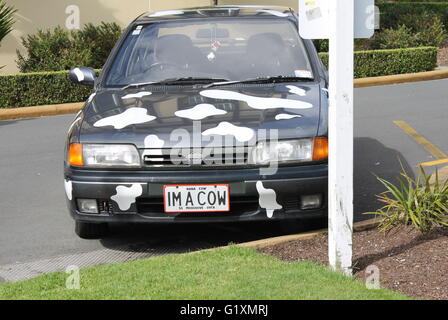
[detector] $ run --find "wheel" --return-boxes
[75,221,109,239]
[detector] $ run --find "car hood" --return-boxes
[80,83,323,148]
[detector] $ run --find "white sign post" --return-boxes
[327,0,355,276]
[299,0,374,276]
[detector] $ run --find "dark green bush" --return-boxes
[369,25,420,50]
[393,0,448,2]
[313,39,329,53]
[17,22,122,73]
[398,11,447,47]
[319,47,438,78]
[17,27,91,73]
[77,22,122,69]
[377,2,448,31]
[0,71,92,108]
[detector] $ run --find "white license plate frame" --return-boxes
[163,184,230,213]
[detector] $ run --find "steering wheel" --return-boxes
[146,61,184,72]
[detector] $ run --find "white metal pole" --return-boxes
[328,0,354,276]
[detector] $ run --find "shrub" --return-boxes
[369,25,419,50]
[17,27,92,73]
[393,0,448,2]
[16,22,122,73]
[77,22,122,69]
[319,47,438,78]
[0,70,93,108]
[377,2,448,31]
[365,11,446,50]
[399,11,447,47]
[313,39,328,53]
[367,167,448,234]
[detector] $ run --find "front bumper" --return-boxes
[65,164,328,223]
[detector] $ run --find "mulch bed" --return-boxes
[259,226,448,300]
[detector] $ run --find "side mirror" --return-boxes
[69,67,96,88]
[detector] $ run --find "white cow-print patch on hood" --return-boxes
[94,107,156,130]
[275,113,303,121]
[64,179,73,201]
[175,104,227,120]
[122,92,152,100]
[256,181,282,218]
[200,90,312,110]
[286,85,306,96]
[144,134,165,149]
[143,134,165,156]
[111,184,143,211]
[202,122,255,143]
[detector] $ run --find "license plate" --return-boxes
[163,184,230,213]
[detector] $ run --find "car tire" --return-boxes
[75,221,109,239]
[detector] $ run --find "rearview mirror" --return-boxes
[69,67,96,88]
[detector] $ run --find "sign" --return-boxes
[298,0,375,39]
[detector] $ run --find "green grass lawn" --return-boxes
[0,246,408,300]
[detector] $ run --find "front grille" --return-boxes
[98,199,113,214]
[142,147,250,168]
[136,196,259,216]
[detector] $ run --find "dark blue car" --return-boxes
[65,6,329,239]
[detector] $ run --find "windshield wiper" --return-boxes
[202,76,314,89]
[122,77,230,90]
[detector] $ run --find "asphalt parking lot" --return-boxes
[0,79,447,281]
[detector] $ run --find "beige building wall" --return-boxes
[0,0,211,74]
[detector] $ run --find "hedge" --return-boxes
[0,70,93,108]
[0,47,438,109]
[377,2,448,30]
[319,47,438,79]
[392,0,448,2]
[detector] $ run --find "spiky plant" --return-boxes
[0,0,16,44]
[367,165,448,234]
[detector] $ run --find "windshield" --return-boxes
[105,17,313,87]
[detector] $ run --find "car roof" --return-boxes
[135,5,295,23]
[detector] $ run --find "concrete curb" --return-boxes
[0,102,84,121]
[429,166,448,185]
[237,217,382,250]
[354,69,448,88]
[1,70,448,121]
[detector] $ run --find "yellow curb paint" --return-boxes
[420,158,448,168]
[354,69,448,88]
[429,166,448,186]
[0,103,83,121]
[231,218,382,250]
[394,120,447,160]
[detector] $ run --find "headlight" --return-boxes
[251,138,328,164]
[68,144,140,168]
